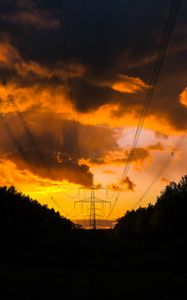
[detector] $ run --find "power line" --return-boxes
[132,132,186,210]
[9,1,84,214]
[110,0,182,215]
[49,196,74,217]
[74,186,111,229]
[6,95,75,217]
[0,2,83,219]
[8,95,55,178]
[0,113,39,176]
[58,0,80,159]
[129,0,182,151]
[0,99,72,218]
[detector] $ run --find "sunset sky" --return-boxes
[0,0,187,222]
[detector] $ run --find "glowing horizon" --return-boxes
[0,0,186,223]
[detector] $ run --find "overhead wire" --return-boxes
[0,113,40,176]
[58,0,80,159]
[58,0,92,218]
[0,3,82,219]
[6,94,74,217]
[8,95,55,178]
[110,0,182,215]
[0,7,71,216]
[132,132,186,210]
[3,1,83,216]
[0,94,72,217]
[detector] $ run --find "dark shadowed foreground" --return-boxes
[1,178,187,299]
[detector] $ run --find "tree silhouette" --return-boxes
[115,175,187,240]
[0,186,75,248]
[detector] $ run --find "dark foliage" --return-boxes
[115,175,187,240]
[0,186,75,248]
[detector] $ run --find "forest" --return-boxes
[1,176,187,299]
[115,175,187,240]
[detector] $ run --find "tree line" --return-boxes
[0,186,76,247]
[115,175,187,240]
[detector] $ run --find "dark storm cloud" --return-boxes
[0,113,95,186]
[0,0,187,129]
[0,111,121,156]
[71,78,126,112]
[26,113,121,160]
[148,142,164,151]
[108,176,136,192]
[0,112,121,185]
[0,0,172,74]
[6,150,94,186]
[0,0,62,65]
[114,148,150,165]
[155,131,168,139]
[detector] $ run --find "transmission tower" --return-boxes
[74,186,111,230]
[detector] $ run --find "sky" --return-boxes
[0,0,187,222]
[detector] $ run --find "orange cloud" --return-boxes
[0,158,42,188]
[83,147,151,172]
[155,131,168,139]
[106,148,151,168]
[0,158,82,216]
[0,42,85,80]
[0,42,85,115]
[5,150,93,187]
[112,75,149,94]
[179,87,187,107]
[108,176,136,192]
[103,170,115,174]
[0,43,20,65]
[148,142,164,151]
[0,43,85,113]
[121,176,136,191]
[0,42,184,138]
[0,157,92,192]
[108,183,121,191]
[0,9,60,29]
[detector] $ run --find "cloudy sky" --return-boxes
[0,0,187,220]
